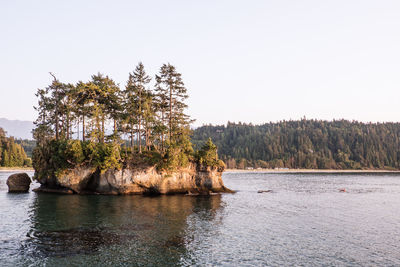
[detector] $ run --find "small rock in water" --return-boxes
[7,173,31,193]
[257,190,273,193]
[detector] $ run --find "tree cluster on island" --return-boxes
[192,120,400,170]
[32,63,223,178]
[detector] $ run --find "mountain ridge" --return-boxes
[0,118,34,139]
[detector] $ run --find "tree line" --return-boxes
[192,120,400,170]
[34,62,192,154]
[0,128,31,167]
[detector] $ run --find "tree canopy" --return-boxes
[33,63,192,154]
[32,63,218,177]
[0,128,31,167]
[192,120,400,170]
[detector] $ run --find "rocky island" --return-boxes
[34,162,229,195]
[33,138,231,195]
[32,63,231,195]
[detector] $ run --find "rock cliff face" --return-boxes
[35,164,232,195]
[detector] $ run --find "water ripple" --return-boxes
[1,171,400,266]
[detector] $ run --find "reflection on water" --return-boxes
[2,171,400,266]
[20,193,222,266]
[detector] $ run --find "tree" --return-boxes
[0,130,29,167]
[154,63,192,146]
[33,87,54,145]
[124,62,151,153]
[141,91,156,151]
[74,81,92,142]
[31,63,200,172]
[91,73,121,142]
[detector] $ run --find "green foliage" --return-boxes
[65,139,85,164]
[31,64,200,176]
[159,137,194,171]
[0,129,31,167]
[98,142,122,172]
[33,139,124,180]
[32,136,199,179]
[195,138,225,170]
[192,120,400,170]
[155,63,193,148]
[15,139,36,158]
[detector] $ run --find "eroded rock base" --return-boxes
[35,164,233,195]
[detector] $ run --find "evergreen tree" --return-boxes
[74,81,92,142]
[0,128,30,167]
[91,73,121,142]
[155,63,192,145]
[30,63,201,172]
[124,62,151,153]
[192,120,400,170]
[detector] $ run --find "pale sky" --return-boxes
[1,0,399,126]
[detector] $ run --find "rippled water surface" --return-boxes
[1,171,400,266]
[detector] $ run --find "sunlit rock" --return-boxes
[7,172,31,193]
[34,163,233,195]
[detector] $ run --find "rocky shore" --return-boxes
[33,163,233,195]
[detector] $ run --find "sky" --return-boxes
[1,0,399,126]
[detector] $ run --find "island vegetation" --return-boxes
[192,120,400,170]
[32,63,224,182]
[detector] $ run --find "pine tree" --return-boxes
[91,73,121,142]
[124,74,139,150]
[2,149,9,167]
[142,91,156,151]
[74,81,92,142]
[124,63,151,153]
[48,73,66,140]
[154,63,192,146]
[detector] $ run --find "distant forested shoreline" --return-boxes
[0,128,31,167]
[7,119,400,170]
[192,120,400,170]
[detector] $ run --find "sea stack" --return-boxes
[34,163,232,195]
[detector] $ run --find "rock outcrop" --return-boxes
[7,173,32,192]
[34,163,233,195]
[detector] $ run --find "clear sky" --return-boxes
[1,0,399,126]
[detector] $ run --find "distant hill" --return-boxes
[0,118,34,140]
[192,120,400,170]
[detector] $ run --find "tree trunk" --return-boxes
[82,116,84,141]
[55,116,59,140]
[161,110,165,152]
[169,84,172,142]
[138,87,142,153]
[144,125,148,151]
[148,128,150,151]
[61,118,65,139]
[55,87,59,141]
[101,114,105,143]
[138,118,142,153]
[113,119,117,139]
[130,122,134,154]
[66,114,70,140]
[77,117,80,140]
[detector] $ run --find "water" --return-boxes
[1,171,400,266]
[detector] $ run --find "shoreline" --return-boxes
[2,168,400,174]
[225,169,400,173]
[0,167,34,172]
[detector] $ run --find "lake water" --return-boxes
[1,171,400,266]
